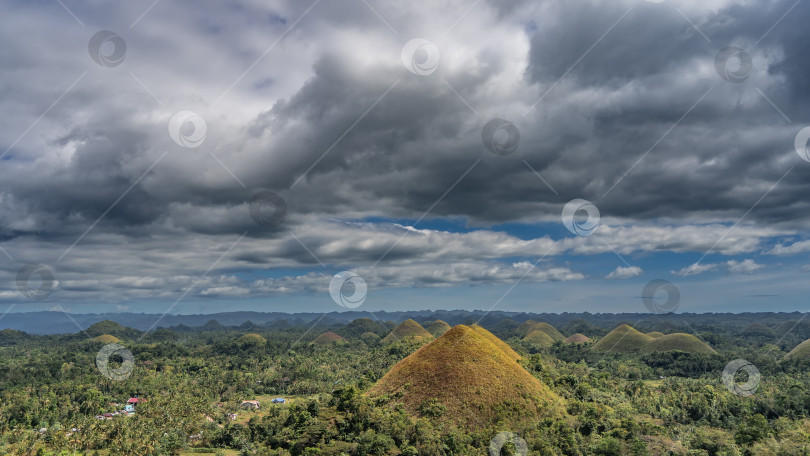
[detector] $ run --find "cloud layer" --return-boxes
[1,0,808,311]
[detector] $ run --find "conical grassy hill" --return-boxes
[337,318,388,339]
[236,333,266,345]
[85,320,140,339]
[381,319,433,344]
[517,321,564,341]
[311,332,347,346]
[592,324,654,353]
[523,329,555,347]
[90,334,121,344]
[741,323,776,338]
[368,325,565,428]
[426,320,451,337]
[784,339,810,362]
[642,333,716,355]
[562,318,597,335]
[564,333,591,344]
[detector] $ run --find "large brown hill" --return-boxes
[368,325,565,428]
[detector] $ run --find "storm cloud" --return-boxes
[1,0,808,312]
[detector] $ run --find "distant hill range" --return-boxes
[3,310,810,339]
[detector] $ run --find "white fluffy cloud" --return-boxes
[672,258,764,277]
[606,266,643,279]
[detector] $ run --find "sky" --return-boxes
[1,0,810,316]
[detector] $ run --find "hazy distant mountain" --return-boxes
[2,310,809,335]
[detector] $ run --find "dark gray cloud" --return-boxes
[0,0,808,307]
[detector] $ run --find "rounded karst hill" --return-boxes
[642,333,716,355]
[564,333,591,344]
[646,331,665,338]
[337,318,389,339]
[517,321,564,341]
[741,323,777,338]
[85,320,139,339]
[311,332,348,346]
[360,331,380,345]
[236,333,267,345]
[91,334,121,344]
[563,318,597,335]
[522,329,555,348]
[425,320,451,337]
[592,324,654,353]
[368,325,565,428]
[650,320,679,333]
[201,319,226,331]
[381,319,433,344]
[516,320,539,336]
[783,339,810,362]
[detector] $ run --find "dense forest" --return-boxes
[3,313,810,455]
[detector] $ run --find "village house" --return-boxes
[241,400,260,410]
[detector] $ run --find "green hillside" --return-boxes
[562,318,598,335]
[522,329,555,347]
[425,320,452,337]
[784,339,810,362]
[85,320,140,339]
[517,321,564,341]
[642,333,716,355]
[337,318,389,339]
[592,324,654,353]
[90,334,121,344]
[236,333,267,345]
[381,319,433,344]
[311,332,348,346]
[564,333,591,344]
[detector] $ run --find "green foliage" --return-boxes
[3,316,810,455]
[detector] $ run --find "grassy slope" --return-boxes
[311,332,347,345]
[642,333,716,355]
[426,320,452,337]
[592,324,654,353]
[369,325,565,428]
[381,319,433,344]
[90,334,122,344]
[522,329,555,347]
[337,318,388,339]
[784,339,810,361]
[564,333,591,344]
[517,321,564,341]
[236,333,267,344]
